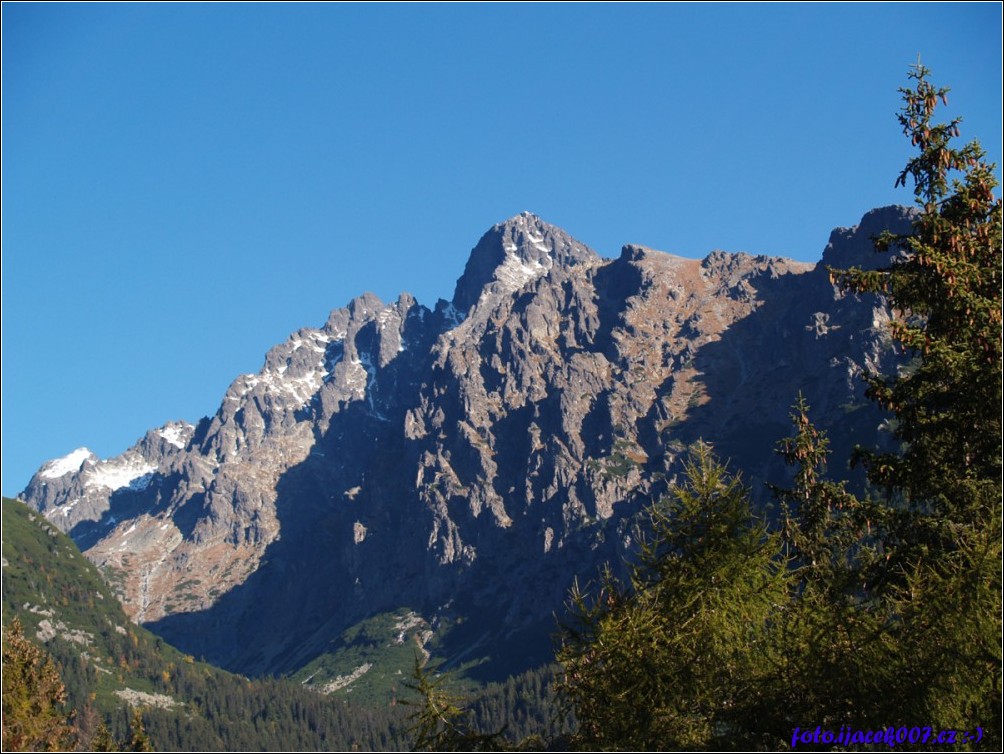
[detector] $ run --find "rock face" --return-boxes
[21,206,914,677]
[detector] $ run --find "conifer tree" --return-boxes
[830,60,1001,556]
[126,709,154,753]
[90,721,117,752]
[828,62,1002,735]
[771,394,878,591]
[1,618,77,752]
[556,442,788,750]
[403,655,507,751]
[767,398,899,733]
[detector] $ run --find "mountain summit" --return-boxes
[451,212,599,313]
[20,207,913,685]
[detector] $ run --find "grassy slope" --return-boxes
[2,497,193,705]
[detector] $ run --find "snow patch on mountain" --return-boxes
[345,356,368,395]
[39,448,95,479]
[85,454,157,492]
[157,424,192,450]
[495,251,551,291]
[228,329,340,408]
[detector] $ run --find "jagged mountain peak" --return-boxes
[499,209,542,226]
[494,210,560,237]
[452,212,600,313]
[345,291,385,318]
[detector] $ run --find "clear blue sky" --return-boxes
[2,3,1001,495]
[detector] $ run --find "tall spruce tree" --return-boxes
[831,61,1001,554]
[824,62,1002,737]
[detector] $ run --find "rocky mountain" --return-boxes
[20,207,913,685]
